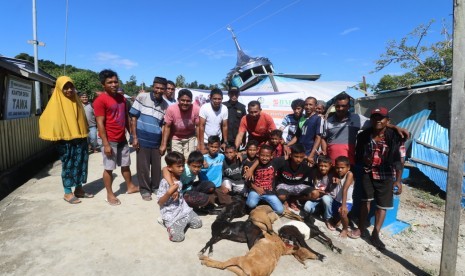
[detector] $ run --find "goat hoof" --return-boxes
[208,252,213,257]
[318,254,326,262]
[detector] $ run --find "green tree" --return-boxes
[373,20,452,91]
[175,75,186,87]
[121,75,139,95]
[375,73,420,92]
[69,70,101,99]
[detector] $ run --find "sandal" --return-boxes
[75,192,94,198]
[142,194,152,201]
[348,230,361,239]
[64,196,81,204]
[105,198,121,206]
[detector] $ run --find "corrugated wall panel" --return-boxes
[0,117,52,172]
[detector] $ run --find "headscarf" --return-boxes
[39,76,88,141]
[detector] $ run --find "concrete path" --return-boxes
[0,150,339,276]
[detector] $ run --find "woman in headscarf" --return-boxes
[39,76,94,204]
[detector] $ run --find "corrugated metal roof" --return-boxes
[408,119,465,207]
[397,109,431,150]
[378,78,451,94]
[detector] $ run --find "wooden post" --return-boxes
[440,0,465,275]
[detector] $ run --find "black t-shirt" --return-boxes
[223,158,243,182]
[223,100,246,145]
[272,157,313,186]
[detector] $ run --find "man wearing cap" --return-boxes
[350,107,405,248]
[129,76,169,201]
[79,92,99,153]
[223,87,246,147]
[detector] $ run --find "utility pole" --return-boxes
[440,0,464,275]
[27,0,45,115]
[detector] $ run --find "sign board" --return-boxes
[4,77,33,119]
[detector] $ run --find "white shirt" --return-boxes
[199,103,228,143]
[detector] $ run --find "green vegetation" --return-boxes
[372,20,452,92]
[413,188,446,208]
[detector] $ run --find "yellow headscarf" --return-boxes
[39,76,88,141]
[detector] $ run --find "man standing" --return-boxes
[351,107,404,249]
[79,92,98,153]
[223,87,246,147]
[160,89,199,160]
[234,100,276,149]
[164,80,177,105]
[130,76,168,201]
[94,69,139,206]
[321,93,370,164]
[288,97,321,165]
[198,88,228,153]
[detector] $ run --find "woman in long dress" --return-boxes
[39,76,94,204]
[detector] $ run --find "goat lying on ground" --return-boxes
[303,214,342,254]
[200,231,296,276]
[198,217,263,257]
[278,225,326,264]
[249,205,279,234]
[219,195,247,221]
[281,210,342,254]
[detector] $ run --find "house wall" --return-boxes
[355,86,450,128]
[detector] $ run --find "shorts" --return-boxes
[361,173,394,209]
[183,191,210,208]
[101,141,131,170]
[331,200,353,216]
[276,183,314,197]
[222,179,247,195]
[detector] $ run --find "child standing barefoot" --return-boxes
[329,156,354,238]
[157,152,202,242]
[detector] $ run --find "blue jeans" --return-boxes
[88,126,98,150]
[304,194,333,220]
[246,191,284,215]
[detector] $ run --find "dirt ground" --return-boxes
[0,152,464,276]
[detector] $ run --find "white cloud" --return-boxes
[94,52,138,69]
[199,49,234,60]
[340,27,360,35]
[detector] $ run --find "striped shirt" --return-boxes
[129,92,168,148]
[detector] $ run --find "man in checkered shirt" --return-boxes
[351,107,405,249]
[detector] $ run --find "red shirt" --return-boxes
[239,112,276,145]
[93,92,127,142]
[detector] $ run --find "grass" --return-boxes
[413,188,445,208]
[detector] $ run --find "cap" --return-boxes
[371,107,389,117]
[228,86,240,94]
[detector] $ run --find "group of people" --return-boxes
[39,69,407,248]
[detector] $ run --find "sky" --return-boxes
[0,0,453,92]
